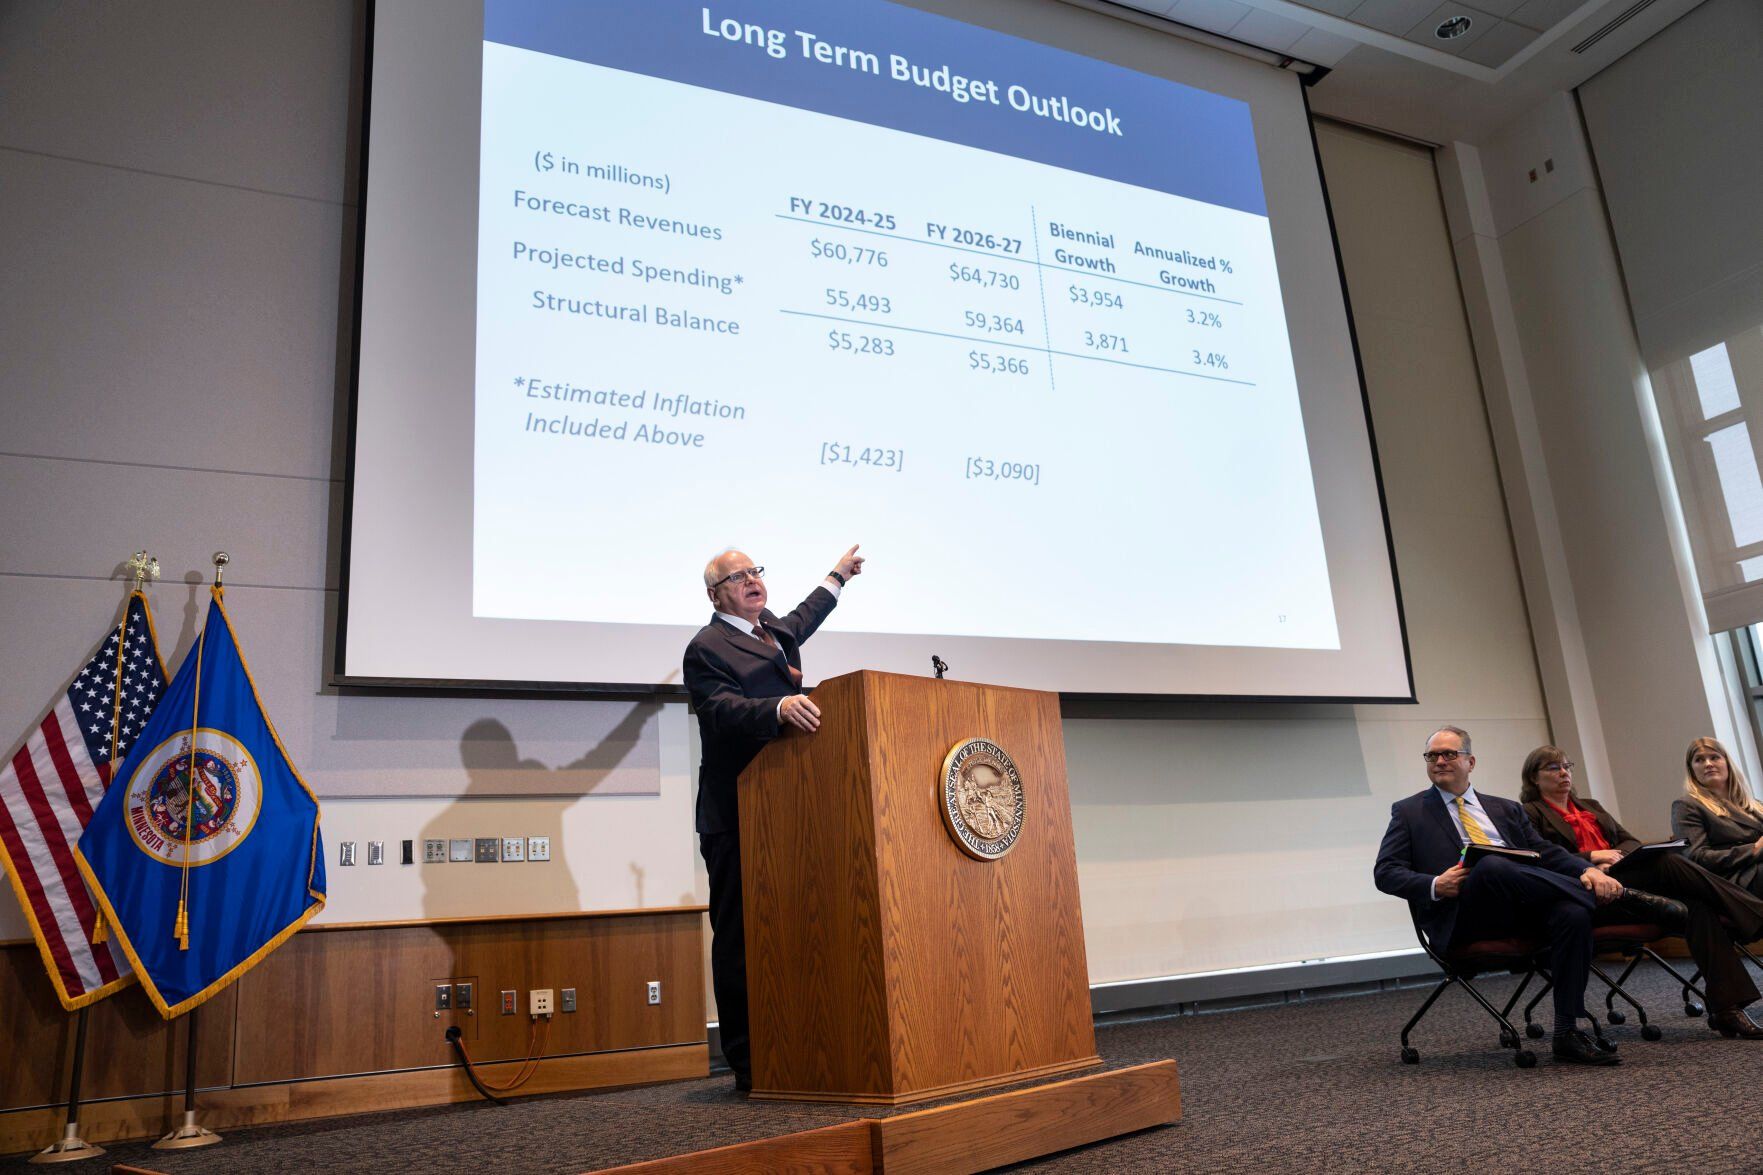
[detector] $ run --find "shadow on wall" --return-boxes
[416,702,662,922]
[1063,710,1375,806]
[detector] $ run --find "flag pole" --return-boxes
[172,553,222,953]
[34,552,161,1164]
[152,554,227,1152]
[152,1005,221,1150]
[94,552,156,948]
[28,1008,103,1164]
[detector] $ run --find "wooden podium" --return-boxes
[739,670,1100,1105]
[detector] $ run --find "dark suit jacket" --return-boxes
[1671,796,1763,892]
[1374,787,1587,949]
[1522,796,1644,858]
[684,586,838,836]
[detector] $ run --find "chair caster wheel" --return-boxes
[1642,1024,1662,1041]
[1400,1047,1419,1064]
[1499,1029,1518,1049]
[1515,1049,1537,1068]
[1606,1010,1626,1025]
[1686,1002,1706,1017]
[1525,1023,1545,1039]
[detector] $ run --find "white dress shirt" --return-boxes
[1430,783,1506,900]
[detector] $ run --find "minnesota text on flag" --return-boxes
[75,588,326,1018]
[0,593,166,1010]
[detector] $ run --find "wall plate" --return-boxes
[501,836,525,862]
[448,838,472,863]
[425,839,448,863]
[474,837,500,863]
[368,841,385,865]
[338,841,356,866]
[527,836,551,862]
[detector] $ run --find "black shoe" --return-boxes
[733,1072,753,1093]
[1618,889,1689,933]
[1710,1009,1763,1039]
[1553,1029,1621,1065]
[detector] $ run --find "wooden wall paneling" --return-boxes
[228,912,706,1087]
[1,945,236,1109]
[230,924,459,1084]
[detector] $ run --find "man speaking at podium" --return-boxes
[685,544,864,1091]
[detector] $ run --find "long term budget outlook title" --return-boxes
[701,7,1127,136]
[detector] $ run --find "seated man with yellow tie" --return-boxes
[1374,725,1625,1065]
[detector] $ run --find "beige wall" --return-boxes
[1068,122,1548,982]
[0,8,1546,993]
[1438,93,1759,840]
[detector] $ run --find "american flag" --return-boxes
[0,593,167,1009]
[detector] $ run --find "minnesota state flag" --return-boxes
[75,588,325,1017]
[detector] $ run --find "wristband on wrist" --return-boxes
[828,570,846,586]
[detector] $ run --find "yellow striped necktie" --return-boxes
[1456,796,1493,846]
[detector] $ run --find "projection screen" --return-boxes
[339,0,1412,699]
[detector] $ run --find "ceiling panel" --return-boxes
[1347,0,1441,35]
[1459,18,1540,64]
[1289,24,1364,64]
[1507,0,1589,30]
[1233,7,1316,48]
[1163,0,1254,36]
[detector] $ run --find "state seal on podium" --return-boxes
[939,738,1025,860]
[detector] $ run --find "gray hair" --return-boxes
[1426,725,1472,754]
[702,548,743,588]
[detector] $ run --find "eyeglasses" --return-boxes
[1422,750,1467,763]
[1541,760,1575,772]
[711,566,765,589]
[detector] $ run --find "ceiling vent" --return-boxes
[1571,0,1665,53]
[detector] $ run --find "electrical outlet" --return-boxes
[530,988,554,1016]
[455,982,474,1012]
[434,983,452,1011]
[368,841,385,865]
[501,989,517,1015]
[401,839,415,865]
[425,839,448,863]
[560,987,577,1013]
[647,981,661,1006]
[500,836,525,863]
[339,842,356,866]
[448,838,472,863]
[527,836,551,862]
[475,837,500,863]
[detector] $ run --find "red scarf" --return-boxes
[1546,798,1609,854]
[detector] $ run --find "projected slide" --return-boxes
[472,0,1335,651]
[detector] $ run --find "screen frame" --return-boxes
[330,0,1416,707]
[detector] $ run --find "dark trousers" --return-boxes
[1612,851,1763,1011]
[1450,855,1595,1029]
[700,831,749,1080]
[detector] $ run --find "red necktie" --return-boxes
[754,624,803,687]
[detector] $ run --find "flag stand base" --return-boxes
[152,1111,222,1150]
[29,1123,104,1164]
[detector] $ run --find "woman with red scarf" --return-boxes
[1521,744,1763,1039]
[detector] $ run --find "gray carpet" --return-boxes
[10,963,1763,1173]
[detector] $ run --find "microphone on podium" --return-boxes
[931,655,949,680]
